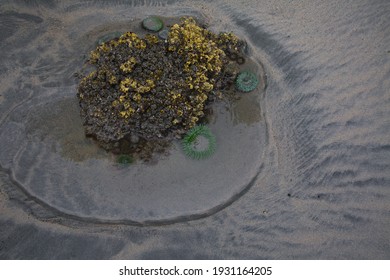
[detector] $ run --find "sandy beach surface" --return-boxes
[0,0,389,259]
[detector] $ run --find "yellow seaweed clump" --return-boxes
[166,17,229,127]
[120,57,137,73]
[168,18,224,73]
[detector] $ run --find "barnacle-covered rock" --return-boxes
[77,17,247,160]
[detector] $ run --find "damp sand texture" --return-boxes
[0,0,389,259]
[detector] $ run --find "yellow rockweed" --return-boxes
[120,57,137,73]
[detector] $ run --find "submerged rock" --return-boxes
[158,28,169,40]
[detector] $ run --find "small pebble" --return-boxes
[158,28,169,40]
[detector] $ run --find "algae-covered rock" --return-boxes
[77,17,247,159]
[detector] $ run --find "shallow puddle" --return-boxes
[0,14,267,224]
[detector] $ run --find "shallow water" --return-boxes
[0,0,389,259]
[0,11,267,224]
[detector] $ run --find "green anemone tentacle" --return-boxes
[117,154,134,165]
[182,125,216,160]
[235,71,259,92]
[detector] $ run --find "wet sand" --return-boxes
[0,0,389,259]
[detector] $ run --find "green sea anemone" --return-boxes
[96,31,123,46]
[142,16,163,32]
[182,125,216,160]
[117,154,134,165]
[235,71,259,92]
